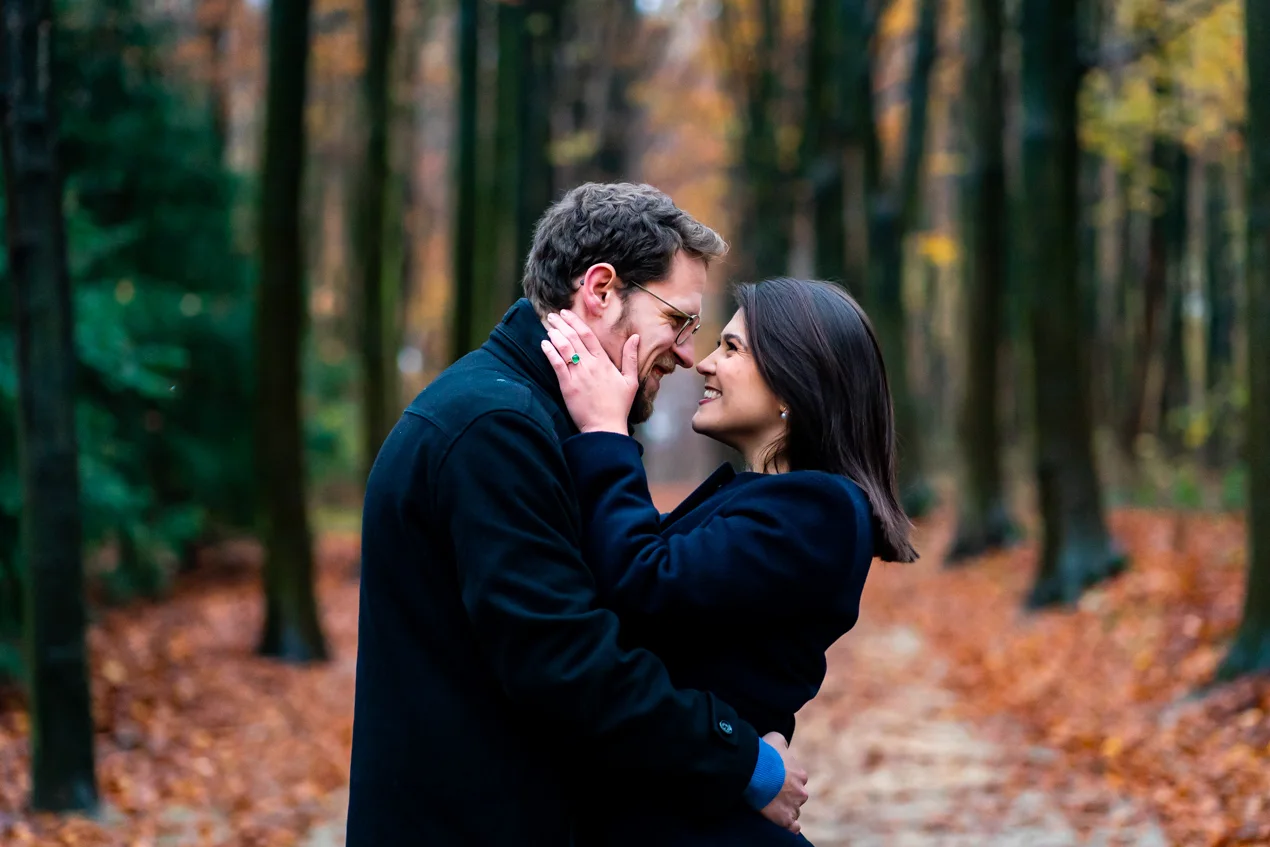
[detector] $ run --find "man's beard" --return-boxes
[616,302,658,427]
[629,383,655,427]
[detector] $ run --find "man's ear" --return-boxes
[577,263,619,318]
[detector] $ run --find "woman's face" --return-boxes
[691,310,786,463]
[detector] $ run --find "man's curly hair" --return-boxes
[522,183,728,313]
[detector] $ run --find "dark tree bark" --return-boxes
[948,0,1017,561]
[735,0,793,280]
[256,0,329,661]
[1020,0,1125,608]
[200,0,238,159]
[0,0,99,810]
[517,0,557,281]
[1217,0,1270,679]
[494,0,525,301]
[358,0,396,480]
[591,0,639,183]
[1204,156,1235,465]
[1123,79,1186,452]
[857,0,938,517]
[450,0,480,360]
[804,0,846,282]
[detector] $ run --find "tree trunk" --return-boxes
[1218,0,1270,679]
[494,0,525,303]
[805,0,846,283]
[201,0,238,159]
[1204,156,1235,464]
[949,0,1016,561]
[592,0,638,184]
[450,0,480,360]
[358,0,396,481]
[256,0,329,661]
[1159,149,1191,451]
[742,0,792,279]
[1123,85,1184,452]
[862,0,938,517]
[0,0,99,810]
[1020,0,1124,608]
[516,0,557,292]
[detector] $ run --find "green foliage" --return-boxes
[0,0,255,661]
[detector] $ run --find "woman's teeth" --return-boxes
[703,388,721,400]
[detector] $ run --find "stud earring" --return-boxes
[780,409,788,420]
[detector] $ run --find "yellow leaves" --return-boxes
[916,232,958,268]
[549,131,600,166]
[1084,0,1244,163]
[880,0,917,40]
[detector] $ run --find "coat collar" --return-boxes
[483,298,579,438]
[659,462,754,529]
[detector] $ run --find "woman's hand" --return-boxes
[540,309,640,435]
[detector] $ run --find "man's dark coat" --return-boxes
[345,299,762,846]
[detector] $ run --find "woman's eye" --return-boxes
[725,342,738,352]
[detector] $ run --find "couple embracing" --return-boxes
[345,182,918,846]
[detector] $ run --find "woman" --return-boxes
[540,277,918,845]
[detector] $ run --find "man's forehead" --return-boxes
[658,256,706,311]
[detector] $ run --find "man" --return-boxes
[346,183,808,845]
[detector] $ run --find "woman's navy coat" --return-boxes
[565,432,876,846]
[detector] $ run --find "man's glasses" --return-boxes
[626,280,701,347]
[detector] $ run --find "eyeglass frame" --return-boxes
[624,280,702,347]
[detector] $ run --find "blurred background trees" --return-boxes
[1,0,1267,817]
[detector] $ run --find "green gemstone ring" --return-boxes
[570,354,581,365]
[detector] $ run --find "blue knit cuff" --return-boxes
[742,739,785,809]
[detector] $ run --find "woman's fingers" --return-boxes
[540,339,571,382]
[546,313,588,362]
[558,309,606,358]
[545,325,576,364]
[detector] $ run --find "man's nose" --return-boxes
[674,337,696,369]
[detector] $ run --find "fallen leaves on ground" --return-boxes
[0,498,1266,846]
[0,535,363,847]
[860,506,1270,847]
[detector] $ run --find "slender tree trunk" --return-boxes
[743,0,792,279]
[592,0,638,183]
[494,0,524,300]
[1124,84,1184,452]
[1020,0,1124,608]
[805,0,846,283]
[1159,150,1191,450]
[450,0,479,359]
[256,0,328,661]
[201,0,237,159]
[1205,156,1235,464]
[516,0,556,290]
[0,0,99,809]
[1218,0,1270,679]
[949,0,1016,561]
[862,0,938,516]
[358,0,396,480]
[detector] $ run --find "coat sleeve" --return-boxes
[563,432,859,618]
[437,408,760,809]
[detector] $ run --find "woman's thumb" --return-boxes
[622,334,640,380]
